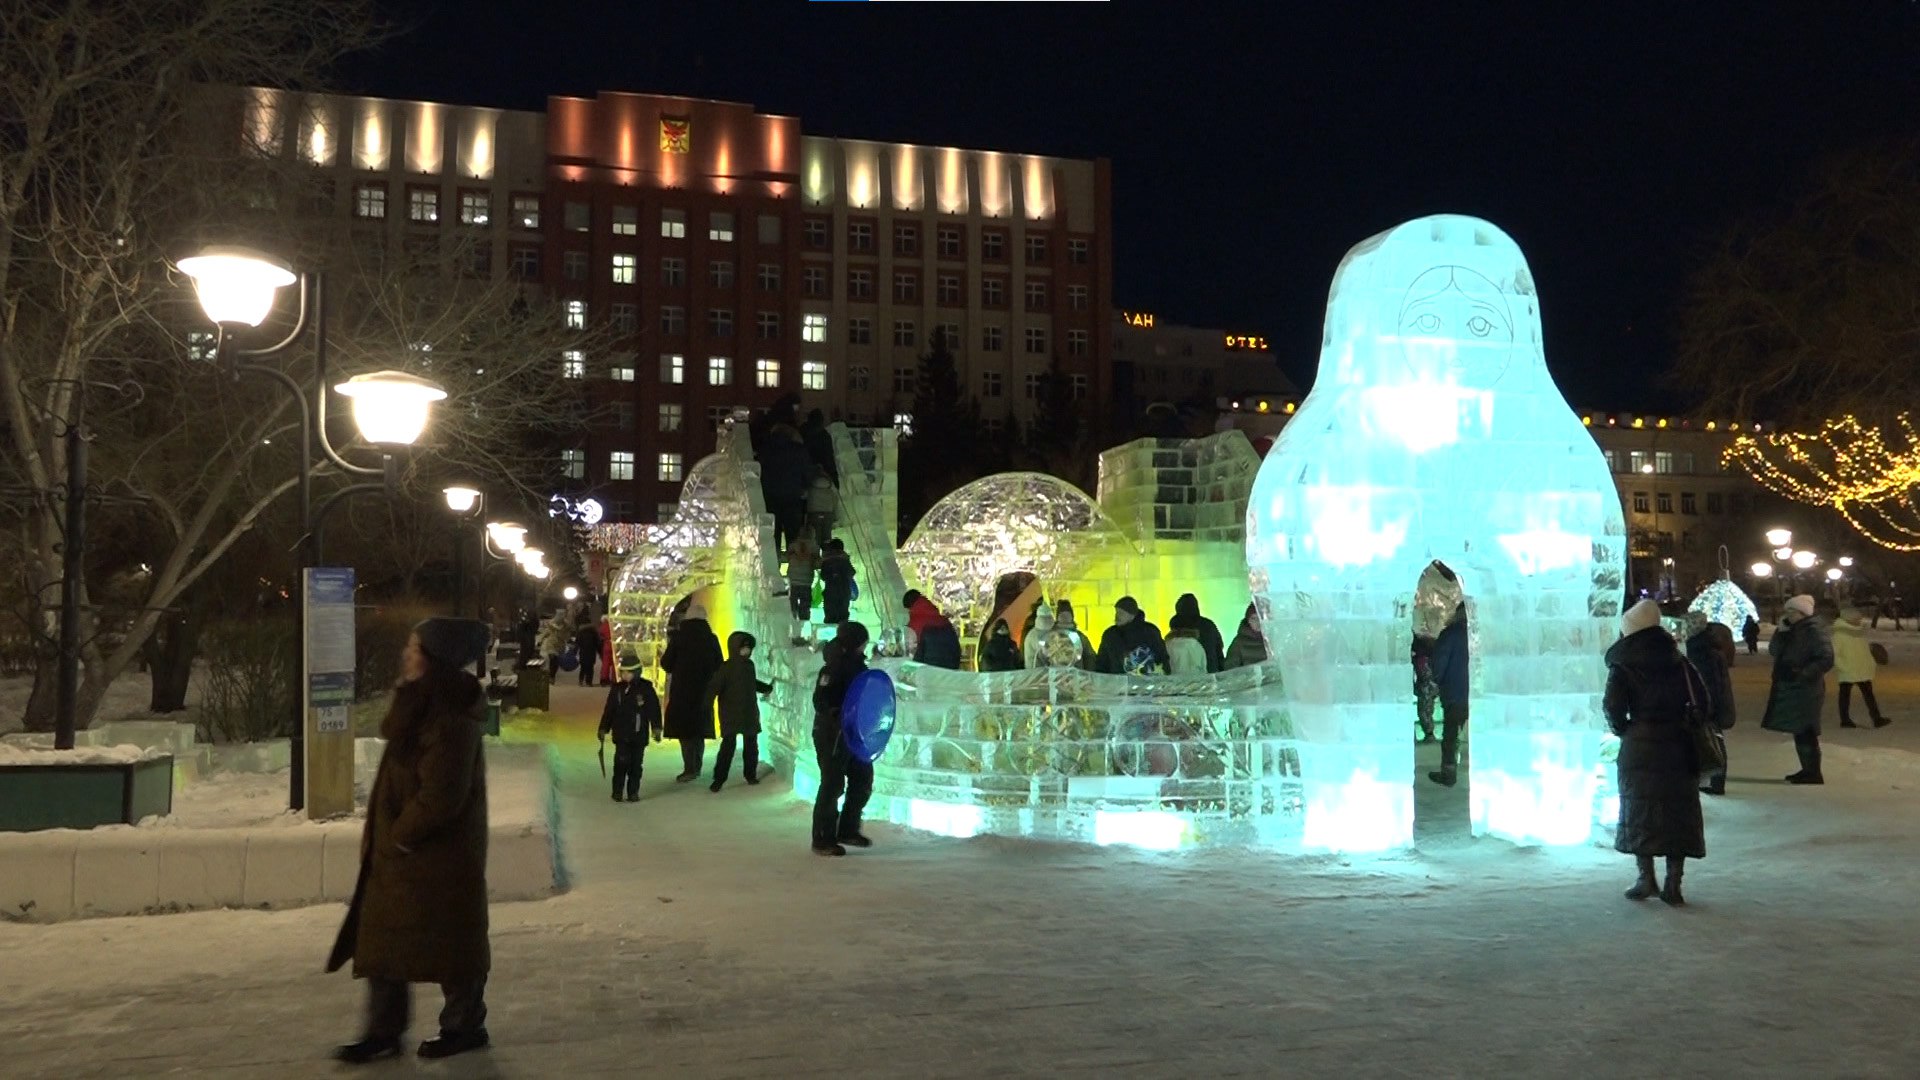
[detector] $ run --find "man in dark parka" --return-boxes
[661,605,724,782]
[329,617,493,1063]
[1605,599,1706,905]
[1761,594,1835,785]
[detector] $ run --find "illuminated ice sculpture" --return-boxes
[1246,215,1626,853]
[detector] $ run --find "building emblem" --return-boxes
[660,116,691,154]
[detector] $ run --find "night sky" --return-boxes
[338,2,1920,412]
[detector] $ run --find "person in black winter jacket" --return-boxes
[661,608,724,783]
[1426,602,1471,787]
[1096,596,1169,675]
[801,408,838,486]
[598,656,661,802]
[817,539,857,624]
[1167,593,1225,674]
[1605,599,1707,906]
[1683,611,1737,796]
[573,619,602,687]
[978,618,1023,672]
[811,622,873,856]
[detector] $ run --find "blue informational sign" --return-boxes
[842,669,896,764]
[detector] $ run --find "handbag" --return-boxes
[1681,661,1725,772]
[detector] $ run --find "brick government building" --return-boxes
[231,87,1112,525]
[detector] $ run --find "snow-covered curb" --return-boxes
[0,743,564,922]
[0,742,172,766]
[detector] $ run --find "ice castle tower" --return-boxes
[1245,215,1627,853]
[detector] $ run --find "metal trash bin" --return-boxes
[517,666,550,711]
[484,702,501,737]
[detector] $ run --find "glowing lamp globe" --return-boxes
[1827,568,1844,581]
[1791,550,1817,570]
[527,563,550,580]
[486,521,527,554]
[178,245,296,328]
[1839,556,1855,568]
[1772,547,1794,561]
[1765,528,1793,548]
[442,485,481,513]
[1751,562,1773,578]
[516,547,546,573]
[562,586,580,601]
[333,370,447,447]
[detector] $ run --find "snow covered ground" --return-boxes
[4,639,1920,1076]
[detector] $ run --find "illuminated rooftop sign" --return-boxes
[1224,334,1268,351]
[1120,310,1155,329]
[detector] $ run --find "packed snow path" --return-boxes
[5,647,1920,1077]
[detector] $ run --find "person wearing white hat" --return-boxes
[1605,598,1707,905]
[1760,594,1835,784]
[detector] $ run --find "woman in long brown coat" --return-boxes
[329,617,493,1064]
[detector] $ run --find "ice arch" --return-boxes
[1245,214,1626,853]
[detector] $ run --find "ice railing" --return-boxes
[827,423,909,644]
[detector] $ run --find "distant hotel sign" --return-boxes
[1120,310,1155,329]
[1224,334,1269,351]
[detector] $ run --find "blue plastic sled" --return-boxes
[842,669,896,763]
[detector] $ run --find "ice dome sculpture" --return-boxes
[1245,214,1627,853]
[1688,578,1759,636]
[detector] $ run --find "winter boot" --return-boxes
[812,842,846,857]
[838,831,873,849]
[1840,718,1859,729]
[1873,715,1893,729]
[1660,857,1686,907]
[1625,855,1659,901]
[1427,767,1457,788]
[333,1037,403,1065]
[417,1028,489,1060]
[1787,743,1824,784]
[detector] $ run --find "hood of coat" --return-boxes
[1606,624,1679,669]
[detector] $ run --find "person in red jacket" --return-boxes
[598,616,615,687]
[903,590,961,669]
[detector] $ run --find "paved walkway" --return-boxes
[6,667,1920,1077]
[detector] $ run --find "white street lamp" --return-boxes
[1750,562,1774,578]
[486,521,527,554]
[516,547,546,572]
[1826,567,1844,581]
[442,485,481,513]
[1772,546,1794,561]
[1791,550,1818,570]
[177,245,296,328]
[528,563,550,580]
[333,370,447,447]
[1839,556,1855,568]
[1765,527,1793,548]
[562,585,580,601]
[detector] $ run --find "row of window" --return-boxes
[353,184,536,227]
[564,351,1091,398]
[1628,490,1747,516]
[559,252,1092,311]
[1602,449,1704,475]
[561,449,683,483]
[808,220,1088,265]
[567,298,1086,354]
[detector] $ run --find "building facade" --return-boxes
[1111,311,1296,429]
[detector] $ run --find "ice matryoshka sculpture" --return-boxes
[1246,215,1626,852]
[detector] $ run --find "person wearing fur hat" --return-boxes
[1605,599,1708,905]
[661,605,724,783]
[705,632,772,792]
[1683,611,1738,796]
[328,618,493,1063]
[1762,594,1835,784]
[1096,596,1169,675]
[1830,607,1891,729]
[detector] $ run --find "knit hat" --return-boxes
[413,617,491,670]
[617,650,643,672]
[1115,596,1142,618]
[1620,599,1662,637]
[903,589,923,609]
[1684,610,1711,635]
[1785,594,1816,619]
[727,630,756,653]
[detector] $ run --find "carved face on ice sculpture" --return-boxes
[1396,266,1513,388]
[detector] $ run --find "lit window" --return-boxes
[849,221,874,252]
[609,303,637,334]
[563,251,587,282]
[894,367,916,393]
[756,311,781,340]
[893,320,916,348]
[757,263,781,291]
[709,211,735,242]
[848,268,873,300]
[562,349,586,379]
[661,208,687,238]
[186,330,216,362]
[1067,238,1089,265]
[894,272,918,303]
[565,299,586,330]
[894,223,919,256]
[1025,280,1048,310]
[982,371,1002,398]
[982,278,1005,306]
[982,232,1005,260]
[758,214,781,244]
[610,359,636,382]
[982,325,1004,351]
[512,194,540,229]
[937,226,963,258]
[661,257,685,287]
[804,218,829,248]
[755,358,781,388]
[408,188,438,223]
[660,353,685,384]
[1069,373,1087,400]
[660,306,685,335]
[937,274,961,305]
[707,356,733,386]
[564,202,589,232]
[608,451,635,480]
[709,260,735,288]
[849,365,870,391]
[658,452,684,482]
[893,412,914,436]
[849,318,872,345]
[708,309,734,337]
[509,247,539,280]
[611,254,636,284]
[1067,284,1089,311]
[561,449,586,480]
[802,360,827,391]
[459,191,489,225]
[803,266,828,297]
[1026,327,1048,355]
[1025,233,1048,262]
[659,403,683,432]
[612,205,637,236]
[802,314,827,343]
[1067,329,1088,356]
[354,184,386,220]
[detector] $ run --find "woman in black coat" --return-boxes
[661,606,724,783]
[1604,600,1707,906]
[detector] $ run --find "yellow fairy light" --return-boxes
[1725,413,1920,551]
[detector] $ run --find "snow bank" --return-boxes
[0,742,170,766]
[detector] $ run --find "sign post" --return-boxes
[303,568,357,819]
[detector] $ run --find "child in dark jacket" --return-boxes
[598,656,662,802]
[818,538,857,624]
[705,631,772,791]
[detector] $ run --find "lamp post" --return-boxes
[178,246,446,812]
[442,485,484,618]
